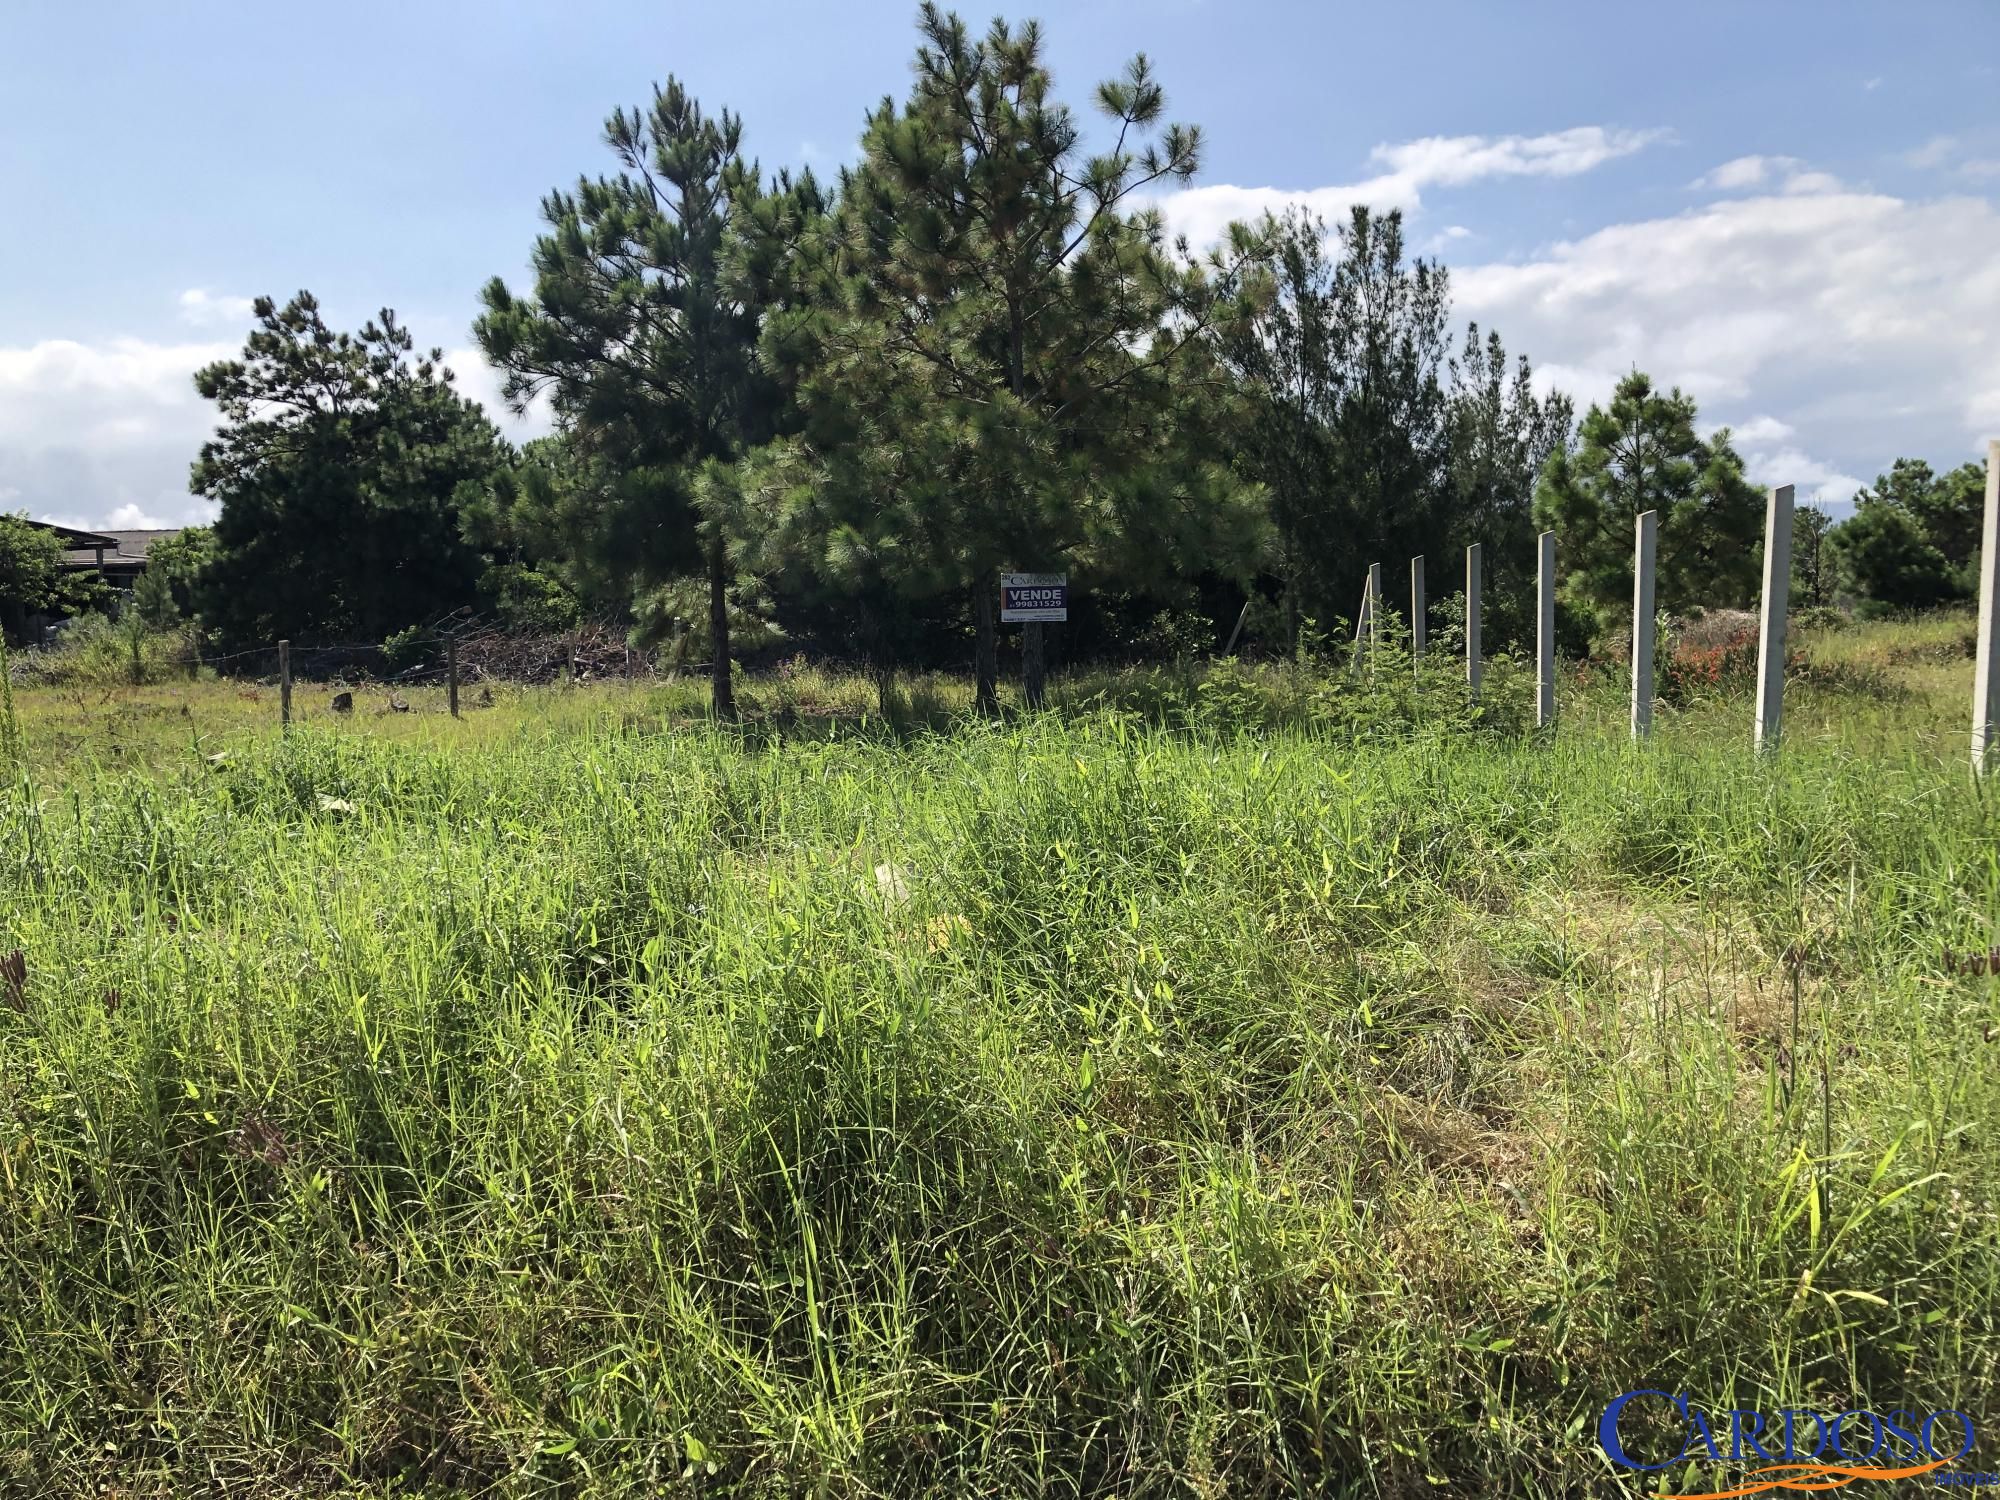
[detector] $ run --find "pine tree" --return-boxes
[755,5,1261,711]
[1533,371,1762,637]
[191,294,505,648]
[1827,456,1987,612]
[475,79,782,719]
[1222,206,1459,647]
[1445,323,1573,644]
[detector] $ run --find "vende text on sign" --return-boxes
[1001,572,1068,622]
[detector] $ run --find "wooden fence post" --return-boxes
[1350,579,1372,673]
[1973,442,2000,776]
[1632,510,1658,740]
[1410,555,1425,664]
[278,640,291,731]
[1536,531,1556,730]
[1754,484,1794,753]
[1465,543,1482,702]
[447,637,460,719]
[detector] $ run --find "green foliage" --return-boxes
[745,6,1265,710]
[1790,503,1835,608]
[475,79,788,719]
[191,294,506,649]
[1829,502,1955,615]
[0,631,17,770]
[1533,371,1764,641]
[1828,456,1987,612]
[478,561,581,636]
[131,560,178,629]
[0,514,108,642]
[1221,212,1569,656]
[20,611,199,687]
[0,514,69,643]
[1445,323,1574,646]
[137,525,216,625]
[380,624,434,673]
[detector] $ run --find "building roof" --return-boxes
[16,519,183,573]
[28,520,119,550]
[92,530,180,560]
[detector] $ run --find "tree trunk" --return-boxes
[1023,620,1046,710]
[973,573,999,716]
[708,533,735,721]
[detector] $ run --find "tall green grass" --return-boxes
[0,651,1995,1495]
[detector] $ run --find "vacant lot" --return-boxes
[1,618,1996,1496]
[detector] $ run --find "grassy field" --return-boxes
[1,615,1997,1496]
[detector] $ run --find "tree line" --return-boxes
[3,7,1988,704]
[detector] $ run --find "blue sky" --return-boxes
[3,0,1997,530]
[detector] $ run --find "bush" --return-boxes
[381,625,436,674]
[1791,604,1848,634]
[1658,612,1802,705]
[16,612,200,687]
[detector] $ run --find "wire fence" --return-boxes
[188,616,697,687]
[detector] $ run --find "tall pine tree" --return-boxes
[476,79,780,718]
[1533,371,1763,637]
[752,4,1262,711]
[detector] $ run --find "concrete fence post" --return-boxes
[1367,561,1383,671]
[278,640,291,731]
[1465,543,1482,702]
[1973,442,2000,775]
[1632,510,1659,740]
[1410,555,1425,664]
[1536,531,1556,730]
[1754,484,1795,754]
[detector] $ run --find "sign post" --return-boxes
[1002,572,1067,710]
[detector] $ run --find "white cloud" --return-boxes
[1451,178,2000,500]
[1723,414,1794,446]
[1421,224,1474,254]
[40,501,185,532]
[0,337,231,529]
[1691,155,1792,191]
[177,288,256,327]
[1153,180,1419,250]
[440,347,554,444]
[1907,136,1957,169]
[1863,77,1883,92]
[1367,126,1668,187]
[1736,444,1866,508]
[1152,125,1665,248]
[0,330,551,532]
[1687,156,1839,195]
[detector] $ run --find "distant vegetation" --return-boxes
[5,6,1984,713]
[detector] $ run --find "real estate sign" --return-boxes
[1001,572,1068,623]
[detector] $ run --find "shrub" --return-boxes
[15,612,200,687]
